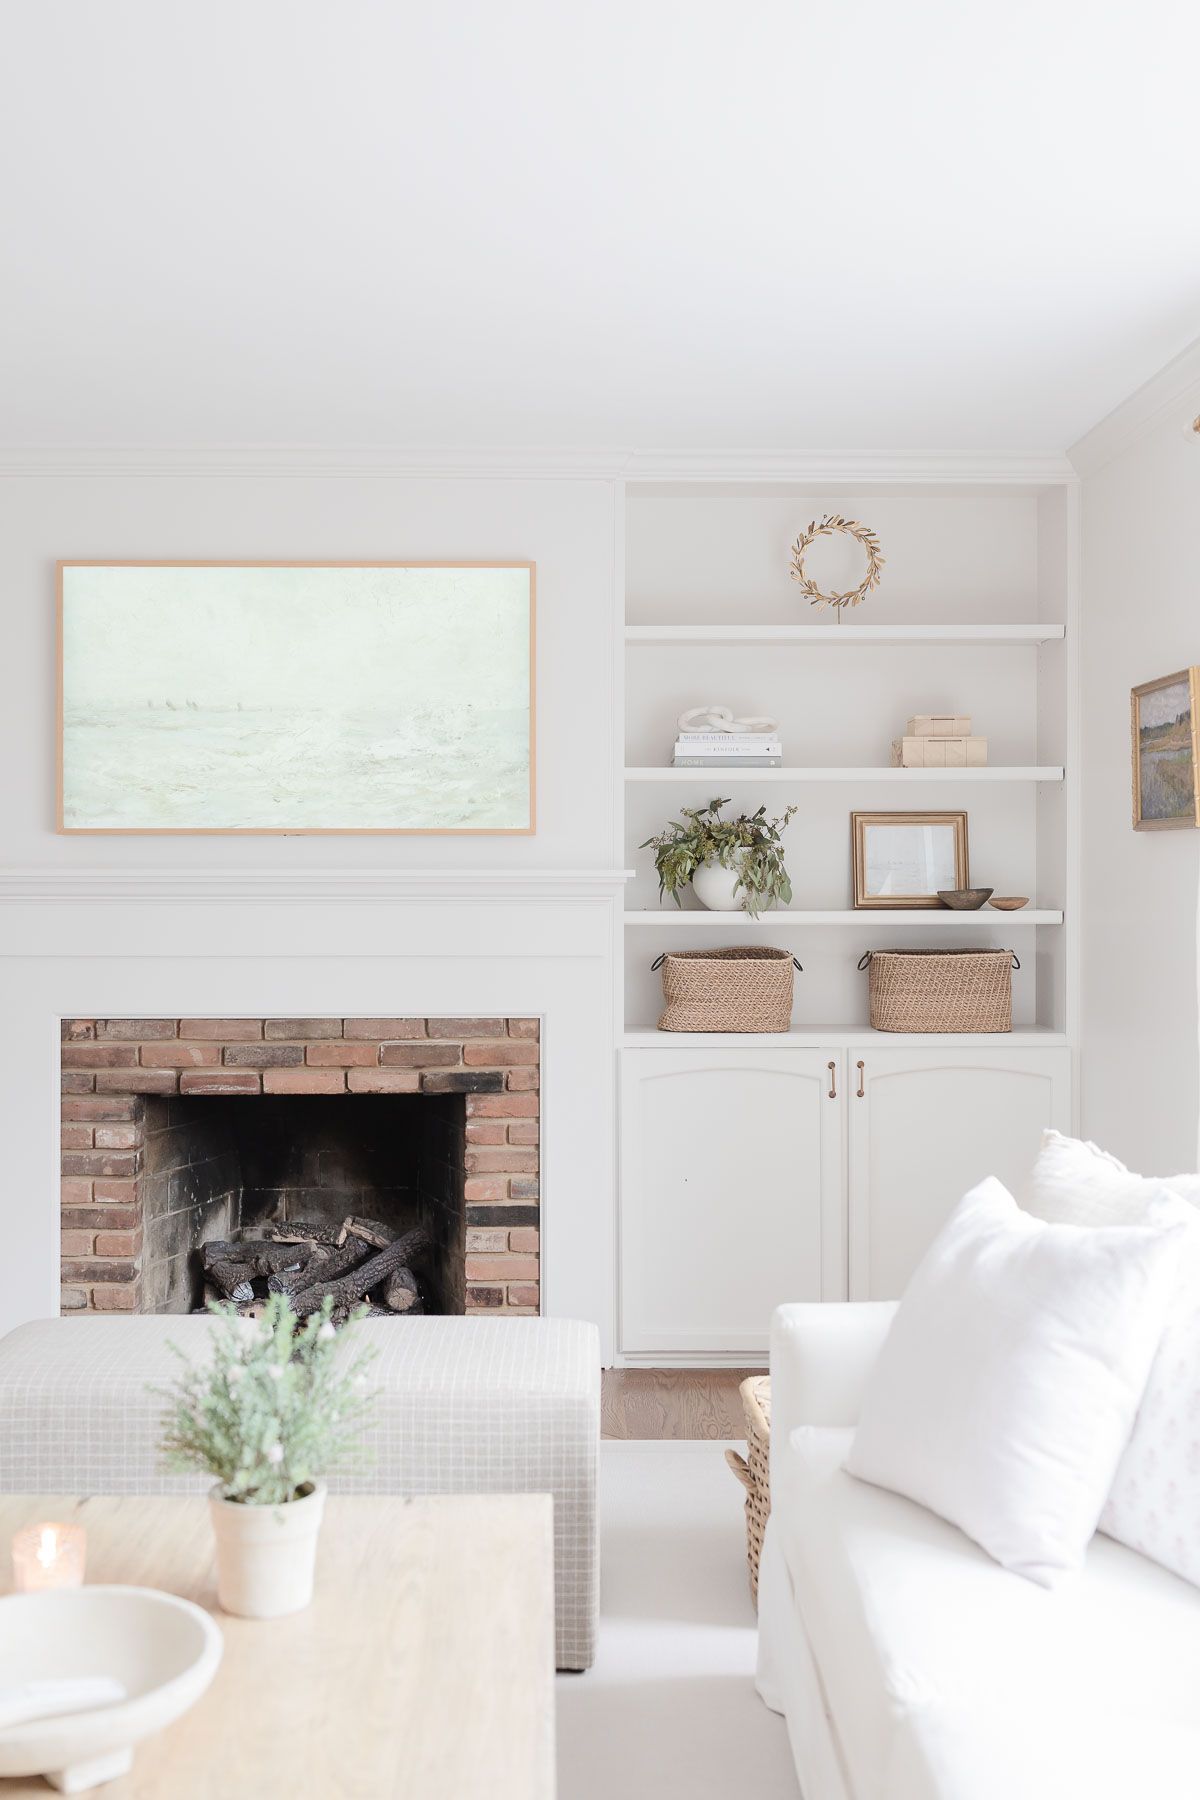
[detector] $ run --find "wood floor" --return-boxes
[600,1368,761,1439]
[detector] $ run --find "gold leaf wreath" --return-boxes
[789,513,885,613]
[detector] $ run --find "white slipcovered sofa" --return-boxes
[756,1302,1200,1800]
[0,1314,599,1670]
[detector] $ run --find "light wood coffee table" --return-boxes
[0,1493,556,1798]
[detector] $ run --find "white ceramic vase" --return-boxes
[208,1480,326,1619]
[691,859,746,912]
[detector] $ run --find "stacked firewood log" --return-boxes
[196,1216,429,1321]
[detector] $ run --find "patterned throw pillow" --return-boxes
[1101,1283,1200,1588]
[1023,1131,1200,1586]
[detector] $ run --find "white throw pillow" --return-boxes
[1101,1250,1200,1587]
[845,1176,1191,1587]
[1022,1128,1200,1227]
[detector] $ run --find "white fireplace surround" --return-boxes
[0,869,628,1362]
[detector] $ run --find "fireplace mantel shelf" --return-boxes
[0,869,636,904]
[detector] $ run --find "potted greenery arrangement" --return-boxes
[158,1294,376,1619]
[641,797,798,916]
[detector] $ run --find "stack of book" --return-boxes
[672,730,783,768]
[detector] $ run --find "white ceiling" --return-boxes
[3,0,1199,455]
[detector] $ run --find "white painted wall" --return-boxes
[1072,362,1200,1172]
[0,473,619,868]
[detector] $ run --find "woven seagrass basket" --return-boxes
[858,947,1018,1034]
[725,1376,771,1606]
[654,946,800,1033]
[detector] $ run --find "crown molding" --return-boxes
[0,446,632,481]
[1069,335,1200,478]
[0,444,1075,486]
[619,449,1076,486]
[0,868,635,905]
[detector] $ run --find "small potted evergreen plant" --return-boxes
[158,1295,376,1619]
[642,797,798,916]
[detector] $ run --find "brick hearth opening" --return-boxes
[60,1017,540,1317]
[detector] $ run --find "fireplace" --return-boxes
[59,1017,540,1317]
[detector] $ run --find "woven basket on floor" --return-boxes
[858,947,1018,1033]
[654,947,800,1033]
[725,1376,771,1606]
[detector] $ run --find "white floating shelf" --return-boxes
[626,623,1065,647]
[625,766,1064,784]
[622,1025,1068,1048]
[624,909,1063,927]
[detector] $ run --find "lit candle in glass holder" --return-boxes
[11,1521,86,1592]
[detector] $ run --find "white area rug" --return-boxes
[557,1442,798,1799]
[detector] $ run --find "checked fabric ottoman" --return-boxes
[0,1313,600,1670]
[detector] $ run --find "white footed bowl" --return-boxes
[0,1585,223,1793]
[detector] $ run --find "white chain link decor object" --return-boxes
[677,706,780,736]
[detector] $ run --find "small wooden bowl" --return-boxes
[988,896,1029,911]
[937,888,993,911]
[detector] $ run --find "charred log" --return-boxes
[292,1225,430,1317]
[380,1266,420,1313]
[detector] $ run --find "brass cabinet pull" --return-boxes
[827,1060,837,1099]
[856,1059,866,1098]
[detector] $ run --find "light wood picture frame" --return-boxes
[851,810,969,908]
[57,561,535,834]
[1131,667,1200,831]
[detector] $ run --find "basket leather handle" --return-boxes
[792,957,804,973]
[1011,953,1021,971]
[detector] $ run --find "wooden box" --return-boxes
[907,713,972,737]
[891,735,988,768]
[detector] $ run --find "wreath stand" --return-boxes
[789,513,885,618]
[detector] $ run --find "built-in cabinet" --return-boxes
[846,1046,1072,1300]
[619,1041,1071,1358]
[619,1048,845,1356]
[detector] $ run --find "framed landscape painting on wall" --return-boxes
[58,562,535,833]
[1131,668,1200,831]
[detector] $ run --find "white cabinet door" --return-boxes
[848,1047,1072,1300]
[619,1048,845,1356]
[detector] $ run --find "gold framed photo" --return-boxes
[58,561,536,835]
[851,810,969,908]
[1131,668,1200,832]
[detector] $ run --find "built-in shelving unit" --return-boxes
[620,472,1078,1041]
[615,471,1079,1364]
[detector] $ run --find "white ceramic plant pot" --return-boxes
[691,859,746,911]
[208,1480,326,1619]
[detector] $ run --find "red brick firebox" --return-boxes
[59,1017,540,1316]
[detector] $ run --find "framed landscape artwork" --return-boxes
[1131,668,1200,831]
[58,562,535,833]
[851,810,969,907]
